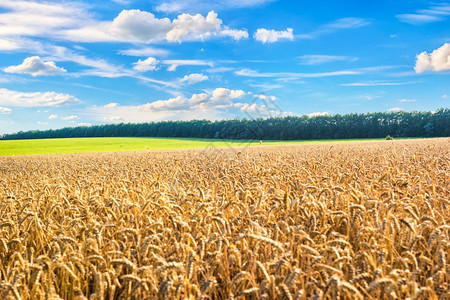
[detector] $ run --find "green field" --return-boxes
[0,137,385,156]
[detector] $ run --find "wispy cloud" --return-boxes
[341,80,418,86]
[0,88,81,107]
[162,59,213,71]
[235,68,360,78]
[298,55,358,65]
[397,3,450,25]
[398,98,416,102]
[0,106,12,114]
[118,47,170,57]
[155,0,276,13]
[297,17,370,39]
[396,14,441,25]
[61,115,79,120]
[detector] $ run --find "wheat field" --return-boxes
[0,139,448,299]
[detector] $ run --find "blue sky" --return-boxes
[0,0,449,135]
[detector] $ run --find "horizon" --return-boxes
[0,0,449,135]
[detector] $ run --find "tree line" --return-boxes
[2,109,449,140]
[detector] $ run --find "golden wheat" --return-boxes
[0,138,448,299]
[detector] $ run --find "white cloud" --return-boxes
[0,88,81,107]
[308,112,328,117]
[108,9,172,42]
[212,88,246,100]
[104,103,119,108]
[0,106,12,114]
[240,103,267,112]
[443,94,448,99]
[167,11,222,42]
[397,4,450,25]
[236,68,360,78]
[61,115,79,120]
[254,28,294,43]
[297,17,370,39]
[179,73,208,85]
[133,57,159,72]
[388,107,403,112]
[341,80,418,86]
[3,56,66,76]
[64,9,247,43]
[89,87,263,123]
[298,55,358,65]
[0,0,89,38]
[0,1,247,44]
[77,122,92,126]
[163,59,213,71]
[255,94,278,101]
[156,0,276,13]
[220,28,249,40]
[415,43,450,73]
[104,116,125,123]
[398,98,416,102]
[396,14,441,25]
[48,114,58,119]
[0,38,20,50]
[119,47,170,57]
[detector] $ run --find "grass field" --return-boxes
[0,137,384,156]
[0,139,448,299]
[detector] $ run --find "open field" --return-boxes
[0,138,449,299]
[0,137,385,156]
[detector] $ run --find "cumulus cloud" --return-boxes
[90,88,280,123]
[65,9,247,43]
[48,114,58,119]
[443,94,448,99]
[3,56,66,76]
[0,88,81,107]
[255,94,277,101]
[133,57,159,72]
[77,122,92,127]
[109,9,172,42]
[415,43,450,73]
[240,103,267,112]
[220,28,249,40]
[308,112,329,117]
[0,106,12,114]
[179,73,208,85]
[398,99,416,102]
[212,88,246,100]
[167,11,222,42]
[254,28,294,43]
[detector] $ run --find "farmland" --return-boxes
[0,137,383,156]
[0,138,448,299]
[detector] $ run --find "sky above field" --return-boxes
[0,0,449,134]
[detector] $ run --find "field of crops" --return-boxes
[0,139,448,299]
